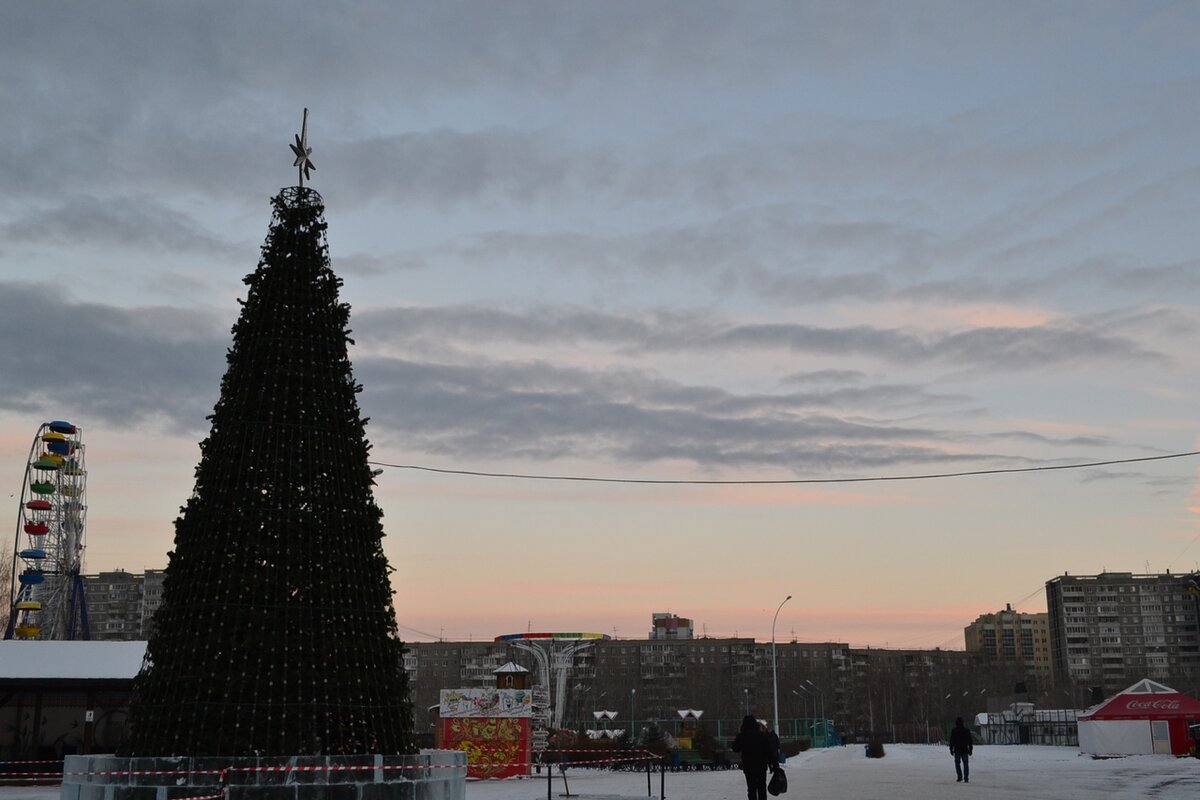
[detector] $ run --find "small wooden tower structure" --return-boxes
[494,661,529,690]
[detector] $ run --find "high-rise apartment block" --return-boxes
[964,604,1052,682]
[82,569,164,640]
[1045,572,1200,695]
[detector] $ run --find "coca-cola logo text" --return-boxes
[1125,698,1181,711]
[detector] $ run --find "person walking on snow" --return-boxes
[732,715,779,800]
[765,724,781,762]
[949,717,974,783]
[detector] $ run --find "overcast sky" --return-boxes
[3,2,1199,648]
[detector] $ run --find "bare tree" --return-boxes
[0,540,12,635]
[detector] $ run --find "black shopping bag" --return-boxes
[768,766,788,795]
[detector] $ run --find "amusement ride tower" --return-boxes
[6,420,89,641]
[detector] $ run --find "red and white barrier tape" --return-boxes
[541,748,659,756]
[0,751,661,782]
[0,769,225,779]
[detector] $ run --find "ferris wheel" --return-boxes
[5,421,89,640]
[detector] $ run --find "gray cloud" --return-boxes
[1099,259,1200,294]
[355,356,985,472]
[988,430,1118,449]
[398,201,1197,312]
[3,0,1194,209]
[780,369,869,385]
[0,281,1098,475]
[334,253,425,278]
[2,0,1193,479]
[0,4,940,113]
[5,0,1196,335]
[676,321,1164,368]
[1076,470,1195,490]
[323,129,615,210]
[0,275,1181,480]
[0,283,225,431]
[2,195,244,257]
[355,305,1166,370]
[4,2,1190,233]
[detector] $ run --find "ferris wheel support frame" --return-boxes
[5,421,90,641]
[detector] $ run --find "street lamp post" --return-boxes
[630,688,636,741]
[805,679,826,747]
[791,689,808,740]
[771,595,792,736]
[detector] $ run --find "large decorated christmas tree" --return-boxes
[123,114,414,756]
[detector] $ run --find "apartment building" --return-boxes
[964,604,1052,683]
[1045,572,1200,696]
[403,634,857,738]
[82,569,165,640]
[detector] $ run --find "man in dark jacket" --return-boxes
[732,715,779,800]
[948,717,974,783]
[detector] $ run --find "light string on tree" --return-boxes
[125,186,413,756]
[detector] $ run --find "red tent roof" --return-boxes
[1079,679,1200,721]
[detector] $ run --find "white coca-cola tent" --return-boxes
[1077,679,1200,756]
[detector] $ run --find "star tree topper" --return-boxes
[290,107,315,187]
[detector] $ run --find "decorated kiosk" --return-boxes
[1078,679,1200,756]
[439,663,534,779]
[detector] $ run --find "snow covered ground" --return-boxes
[1,745,1197,800]
[463,744,1199,800]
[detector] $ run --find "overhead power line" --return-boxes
[395,621,442,640]
[368,449,1200,486]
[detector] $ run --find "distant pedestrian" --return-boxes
[732,715,779,800]
[765,724,781,761]
[948,717,973,783]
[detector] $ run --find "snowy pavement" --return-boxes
[465,744,1200,800]
[1,745,1197,800]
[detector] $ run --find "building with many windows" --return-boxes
[964,604,1052,684]
[69,577,1078,746]
[81,569,164,640]
[1045,572,1200,698]
[403,634,853,742]
[397,622,1012,747]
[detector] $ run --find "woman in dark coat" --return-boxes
[731,715,779,800]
